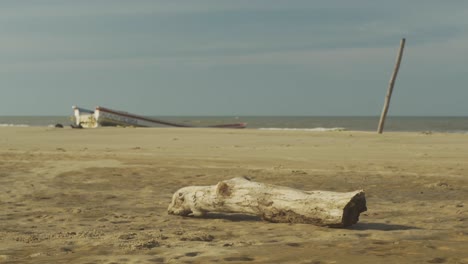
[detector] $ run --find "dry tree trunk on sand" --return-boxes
[168,177,366,227]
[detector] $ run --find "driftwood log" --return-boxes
[168,177,366,227]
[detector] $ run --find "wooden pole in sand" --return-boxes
[377,38,406,134]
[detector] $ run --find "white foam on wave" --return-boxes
[0,124,30,127]
[259,127,346,132]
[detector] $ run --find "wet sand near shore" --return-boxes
[1,127,467,263]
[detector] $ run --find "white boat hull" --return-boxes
[72,106,246,129]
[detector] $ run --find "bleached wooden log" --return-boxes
[168,177,366,227]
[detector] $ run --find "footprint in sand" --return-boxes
[224,256,255,262]
[286,242,302,247]
[147,257,165,263]
[427,257,447,263]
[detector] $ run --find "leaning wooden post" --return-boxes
[377,38,406,134]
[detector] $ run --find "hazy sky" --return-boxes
[1,0,468,116]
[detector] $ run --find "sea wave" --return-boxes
[259,127,346,132]
[0,124,30,127]
[443,130,468,134]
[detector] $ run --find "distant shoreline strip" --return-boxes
[258,127,346,132]
[0,124,29,127]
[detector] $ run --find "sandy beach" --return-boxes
[1,127,467,263]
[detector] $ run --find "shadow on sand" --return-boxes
[195,214,420,231]
[350,222,420,231]
[204,213,262,222]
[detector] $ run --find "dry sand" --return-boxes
[1,127,467,264]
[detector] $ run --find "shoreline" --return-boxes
[2,115,468,133]
[1,125,468,133]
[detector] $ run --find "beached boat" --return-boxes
[72,106,247,129]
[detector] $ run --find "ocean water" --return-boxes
[0,116,467,133]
